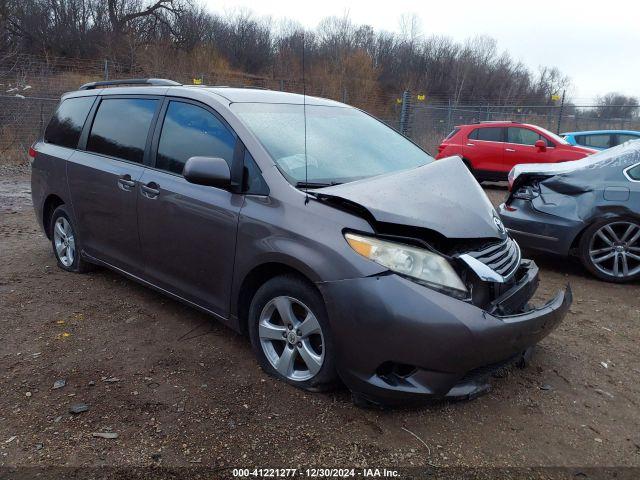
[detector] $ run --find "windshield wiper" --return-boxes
[295,181,342,189]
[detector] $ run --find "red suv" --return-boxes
[436,122,596,180]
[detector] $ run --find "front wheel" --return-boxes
[578,218,640,282]
[248,275,338,391]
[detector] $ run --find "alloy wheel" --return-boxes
[588,221,640,279]
[53,217,76,267]
[258,296,324,382]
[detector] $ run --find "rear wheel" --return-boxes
[578,218,640,282]
[248,275,338,391]
[50,205,93,273]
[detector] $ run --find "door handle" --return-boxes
[505,148,516,152]
[141,182,160,199]
[466,143,475,146]
[117,174,136,190]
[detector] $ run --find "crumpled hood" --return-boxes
[315,156,505,240]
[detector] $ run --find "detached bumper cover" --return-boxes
[318,261,571,405]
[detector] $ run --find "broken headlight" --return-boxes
[345,233,467,295]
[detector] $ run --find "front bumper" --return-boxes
[318,260,571,406]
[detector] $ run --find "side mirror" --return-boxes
[534,139,547,152]
[183,156,231,188]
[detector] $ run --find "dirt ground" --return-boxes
[1,168,639,476]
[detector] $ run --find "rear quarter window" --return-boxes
[44,96,95,148]
[445,128,459,140]
[626,164,640,181]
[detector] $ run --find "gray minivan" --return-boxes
[30,79,571,406]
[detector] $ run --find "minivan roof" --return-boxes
[69,80,346,107]
[201,87,344,106]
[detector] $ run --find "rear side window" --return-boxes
[470,127,503,142]
[576,134,611,149]
[87,98,158,163]
[44,97,94,148]
[445,128,459,140]
[156,101,236,175]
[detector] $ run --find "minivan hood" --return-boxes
[315,156,505,240]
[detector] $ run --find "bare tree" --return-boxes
[595,93,639,119]
[1,1,578,106]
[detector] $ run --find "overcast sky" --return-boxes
[203,0,639,103]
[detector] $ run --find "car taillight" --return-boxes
[28,146,36,158]
[438,145,445,153]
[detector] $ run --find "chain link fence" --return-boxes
[404,98,640,153]
[1,54,639,162]
[0,95,58,162]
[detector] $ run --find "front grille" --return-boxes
[465,237,521,280]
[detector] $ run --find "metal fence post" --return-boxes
[556,89,565,134]
[399,90,412,137]
[39,101,44,135]
[104,59,109,80]
[447,98,453,132]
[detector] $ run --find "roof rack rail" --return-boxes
[79,78,181,91]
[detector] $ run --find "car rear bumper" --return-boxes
[498,200,582,256]
[318,260,570,406]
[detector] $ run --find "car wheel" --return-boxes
[50,205,93,273]
[578,217,640,283]
[248,275,338,391]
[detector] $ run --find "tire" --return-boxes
[248,274,338,391]
[578,217,640,283]
[50,205,93,273]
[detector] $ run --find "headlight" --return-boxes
[345,233,467,294]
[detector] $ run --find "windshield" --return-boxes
[232,103,433,185]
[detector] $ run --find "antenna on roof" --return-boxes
[302,30,309,205]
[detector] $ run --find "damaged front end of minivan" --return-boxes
[310,157,571,406]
